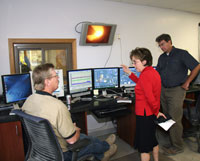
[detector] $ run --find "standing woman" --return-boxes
[122,48,165,161]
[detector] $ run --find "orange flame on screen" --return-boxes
[87,26,105,42]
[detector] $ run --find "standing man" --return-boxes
[22,63,117,161]
[155,34,200,155]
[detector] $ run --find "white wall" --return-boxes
[1,0,200,134]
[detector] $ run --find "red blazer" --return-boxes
[129,66,161,116]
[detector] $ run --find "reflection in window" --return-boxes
[19,50,42,73]
[45,50,67,81]
[9,39,77,85]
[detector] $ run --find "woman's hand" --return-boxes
[121,64,132,75]
[157,112,167,119]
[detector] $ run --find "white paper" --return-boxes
[117,100,132,103]
[158,119,175,131]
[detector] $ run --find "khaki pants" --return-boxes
[161,86,186,149]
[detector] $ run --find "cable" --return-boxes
[104,36,122,67]
[74,21,92,33]
[105,89,122,96]
[119,38,123,64]
[104,45,113,67]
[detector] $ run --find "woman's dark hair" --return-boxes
[130,47,152,66]
[155,34,172,43]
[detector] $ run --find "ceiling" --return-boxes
[106,0,200,14]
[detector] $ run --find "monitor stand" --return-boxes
[94,90,113,101]
[102,90,107,97]
[13,103,20,109]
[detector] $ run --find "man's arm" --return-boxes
[66,123,81,144]
[182,64,200,90]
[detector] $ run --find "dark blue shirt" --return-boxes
[156,46,199,88]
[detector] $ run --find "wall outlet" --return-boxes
[115,34,120,40]
[116,34,120,39]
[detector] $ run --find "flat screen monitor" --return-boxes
[52,69,65,97]
[119,67,140,88]
[1,73,32,104]
[93,67,119,89]
[67,69,93,97]
[79,22,117,46]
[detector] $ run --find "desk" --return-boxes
[0,97,136,147]
[187,85,200,93]
[185,86,200,105]
[69,98,136,147]
[182,86,200,129]
[0,115,24,161]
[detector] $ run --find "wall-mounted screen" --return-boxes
[67,69,93,97]
[1,73,32,104]
[79,22,117,46]
[119,67,140,88]
[93,67,119,89]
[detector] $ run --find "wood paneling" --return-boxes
[0,121,24,161]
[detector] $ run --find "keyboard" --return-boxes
[70,101,92,112]
[0,103,13,108]
[94,97,113,102]
[97,106,128,115]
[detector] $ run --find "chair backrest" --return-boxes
[11,109,64,161]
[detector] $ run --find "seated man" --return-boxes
[22,63,117,161]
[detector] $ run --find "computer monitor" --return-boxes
[1,73,32,104]
[119,67,140,88]
[67,69,93,98]
[79,22,117,46]
[52,69,65,97]
[93,67,119,90]
[192,71,200,86]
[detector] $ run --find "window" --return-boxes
[8,39,77,83]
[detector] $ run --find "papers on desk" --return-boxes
[116,97,132,103]
[158,119,175,131]
[117,99,132,103]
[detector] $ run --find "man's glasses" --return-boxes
[48,74,58,79]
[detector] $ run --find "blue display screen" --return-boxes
[93,68,119,89]
[2,73,32,104]
[119,67,140,87]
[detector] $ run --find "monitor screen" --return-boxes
[52,69,65,97]
[1,73,32,104]
[67,69,93,97]
[79,22,117,46]
[119,67,140,88]
[93,67,119,89]
[192,71,200,85]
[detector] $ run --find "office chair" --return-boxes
[183,94,200,153]
[11,109,95,161]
